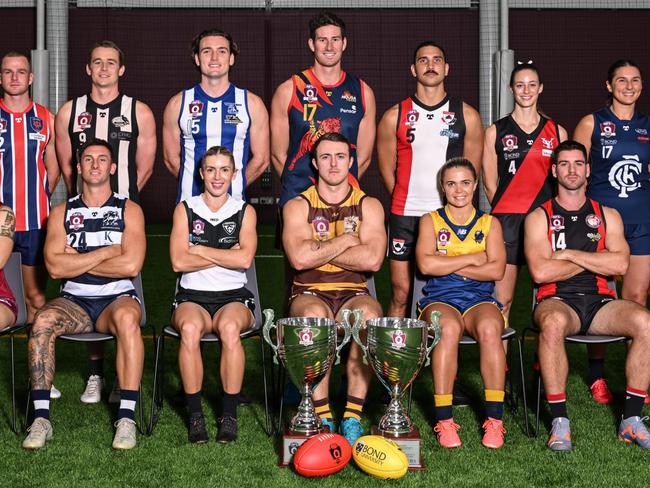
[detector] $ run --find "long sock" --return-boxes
[485,389,505,420]
[624,386,647,419]
[588,358,605,385]
[434,394,453,421]
[32,389,51,420]
[547,392,567,419]
[118,389,139,421]
[185,391,203,416]
[88,358,104,378]
[314,397,333,420]
[342,395,364,420]
[222,392,239,418]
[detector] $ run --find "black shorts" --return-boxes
[174,286,256,319]
[537,293,615,335]
[290,286,370,316]
[61,290,141,326]
[388,213,419,261]
[493,213,526,266]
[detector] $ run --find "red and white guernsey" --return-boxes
[391,96,465,217]
[0,100,52,231]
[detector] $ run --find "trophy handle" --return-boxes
[338,308,360,365]
[425,310,442,366]
[261,309,279,365]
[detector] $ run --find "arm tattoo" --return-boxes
[310,240,322,251]
[0,208,15,240]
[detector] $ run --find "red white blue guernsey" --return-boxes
[177,84,251,203]
[0,100,51,231]
[391,96,465,216]
[587,107,650,224]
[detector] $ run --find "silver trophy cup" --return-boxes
[262,309,357,435]
[348,310,442,435]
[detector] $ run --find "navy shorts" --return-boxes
[388,213,420,261]
[536,293,615,335]
[623,223,650,255]
[417,294,502,317]
[493,213,526,266]
[62,290,141,326]
[14,229,46,266]
[174,287,256,319]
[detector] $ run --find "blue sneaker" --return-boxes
[547,417,572,452]
[619,416,650,449]
[340,417,364,445]
[320,417,335,433]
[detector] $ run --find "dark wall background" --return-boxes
[4,7,650,223]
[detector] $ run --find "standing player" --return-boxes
[271,11,376,207]
[54,41,156,404]
[574,60,650,403]
[22,138,146,450]
[0,52,59,321]
[482,62,567,320]
[170,146,257,444]
[525,140,650,451]
[377,41,483,319]
[163,29,269,203]
[283,133,385,445]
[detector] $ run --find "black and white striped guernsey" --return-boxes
[62,192,134,297]
[180,195,247,292]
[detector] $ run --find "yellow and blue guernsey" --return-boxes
[418,206,501,315]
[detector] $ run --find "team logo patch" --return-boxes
[541,137,555,149]
[313,216,330,239]
[473,230,485,243]
[69,212,85,231]
[502,135,518,152]
[585,214,601,229]
[391,330,406,349]
[600,121,616,138]
[189,100,204,117]
[343,216,359,234]
[225,102,240,115]
[587,232,602,242]
[609,155,642,198]
[222,221,236,235]
[0,119,6,133]
[341,90,356,103]
[102,210,120,228]
[77,112,93,129]
[442,111,456,125]
[437,228,451,246]
[405,110,419,126]
[391,238,406,255]
[111,115,130,128]
[192,219,205,235]
[303,84,318,102]
[298,328,314,346]
[636,128,648,135]
[550,215,565,231]
[29,117,43,132]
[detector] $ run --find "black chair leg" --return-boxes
[10,334,18,434]
[535,372,542,438]
[516,337,530,437]
[259,336,272,436]
[148,332,165,435]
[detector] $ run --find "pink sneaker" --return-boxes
[482,418,506,449]
[590,378,613,404]
[434,418,462,448]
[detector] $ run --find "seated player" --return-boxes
[22,139,146,450]
[525,140,650,452]
[0,205,18,330]
[170,146,257,444]
[282,132,386,445]
[415,157,507,449]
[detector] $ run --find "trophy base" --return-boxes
[371,426,425,470]
[279,426,330,467]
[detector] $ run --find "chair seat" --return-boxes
[163,324,262,342]
[429,326,517,345]
[59,332,115,342]
[565,334,627,344]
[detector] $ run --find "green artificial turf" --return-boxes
[0,224,649,487]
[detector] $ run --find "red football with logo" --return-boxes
[293,432,352,477]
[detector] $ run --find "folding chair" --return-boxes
[409,270,528,428]
[24,274,153,435]
[0,252,28,433]
[149,261,271,436]
[522,280,626,437]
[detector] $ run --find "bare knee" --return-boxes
[439,321,463,346]
[475,321,503,346]
[178,321,203,349]
[390,282,410,307]
[31,309,63,338]
[538,311,570,345]
[114,308,141,338]
[295,304,330,318]
[218,322,242,348]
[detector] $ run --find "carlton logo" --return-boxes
[298,328,314,346]
[354,442,387,463]
[608,155,641,198]
[502,134,518,152]
[600,121,616,138]
[391,330,406,349]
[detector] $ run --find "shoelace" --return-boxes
[85,377,102,394]
[28,419,49,435]
[483,419,506,434]
[434,420,460,434]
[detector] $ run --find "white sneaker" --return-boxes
[108,378,121,404]
[22,418,53,449]
[80,375,104,404]
[50,385,61,399]
[112,418,137,450]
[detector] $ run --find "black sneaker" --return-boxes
[188,413,208,444]
[216,415,238,443]
[453,383,470,407]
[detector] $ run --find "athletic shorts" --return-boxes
[493,213,525,266]
[290,285,370,316]
[13,229,46,266]
[388,213,419,261]
[0,295,18,322]
[417,294,502,317]
[61,290,141,326]
[174,286,256,319]
[623,223,650,255]
[536,293,615,335]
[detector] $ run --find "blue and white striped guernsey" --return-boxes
[177,84,251,203]
[61,193,134,297]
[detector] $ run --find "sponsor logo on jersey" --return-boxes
[189,100,204,117]
[391,238,406,255]
[587,232,602,242]
[344,216,359,234]
[437,228,451,246]
[502,135,518,152]
[111,115,130,128]
[504,152,520,160]
[341,90,356,103]
[391,330,407,349]
[440,129,459,139]
[313,216,330,239]
[340,105,357,114]
[298,328,314,346]
[0,119,6,133]
[473,230,485,243]
[192,219,205,235]
[28,133,46,141]
[102,210,120,228]
[219,236,238,244]
[638,136,650,142]
[303,85,318,102]
[405,110,419,126]
[550,215,565,231]
[29,117,43,132]
[635,128,648,135]
[442,111,456,125]
[224,102,240,115]
[608,155,642,198]
[457,228,468,236]
[69,212,85,231]
[600,121,616,138]
[222,221,236,235]
[225,114,243,124]
[77,112,93,129]
[585,214,602,229]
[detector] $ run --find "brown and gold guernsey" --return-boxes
[293,185,368,292]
